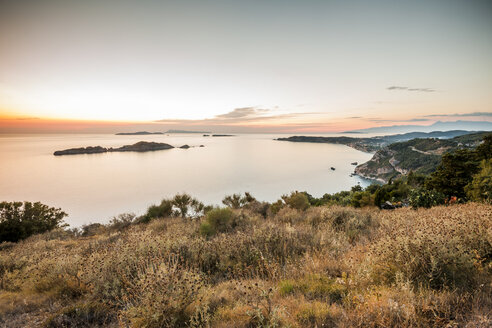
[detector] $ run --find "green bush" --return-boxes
[269,200,284,216]
[409,188,446,209]
[282,192,310,211]
[0,201,67,243]
[465,159,492,202]
[200,208,235,236]
[141,199,173,222]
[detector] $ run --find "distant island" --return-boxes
[115,131,164,135]
[212,134,235,137]
[54,141,174,156]
[166,129,210,134]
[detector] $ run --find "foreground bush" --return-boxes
[0,201,66,242]
[200,207,236,237]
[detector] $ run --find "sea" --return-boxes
[0,133,374,226]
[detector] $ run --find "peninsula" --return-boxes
[277,131,490,183]
[276,130,483,153]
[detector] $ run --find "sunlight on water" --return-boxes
[0,134,373,226]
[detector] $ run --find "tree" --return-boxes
[465,159,492,202]
[222,192,257,209]
[475,134,492,160]
[172,193,204,218]
[0,201,67,242]
[222,194,244,209]
[425,149,480,198]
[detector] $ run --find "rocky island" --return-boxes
[53,141,174,156]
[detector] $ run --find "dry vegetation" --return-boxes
[0,203,491,327]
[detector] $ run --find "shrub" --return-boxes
[200,208,236,237]
[273,207,303,224]
[123,263,207,328]
[297,301,340,327]
[269,200,284,216]
[45,302,116,327]
[107,213,136,231]
[369,205,491,290]
[141,199,173,223]
[0,201,66,242]
[282,192,310,211]
[409,188,445,209]
[79,223,105,236]
[279,274,347,303]
[350,191,374,208]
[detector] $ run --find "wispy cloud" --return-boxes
[15,117,40,120]
[155,107,323,125]
[424,112,492,117]
[215,107,270,119]
[387,86,436,92]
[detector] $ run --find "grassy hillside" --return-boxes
[0,203,490,327]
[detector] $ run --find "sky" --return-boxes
[0,0,491,133]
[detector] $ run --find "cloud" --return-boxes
[387,86,436,92]
[15,117,40,120]
[155,107,323,125]
[424,112,492,117]
[215,107,270,119]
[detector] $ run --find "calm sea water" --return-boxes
[0,133,374,226]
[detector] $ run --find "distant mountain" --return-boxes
[116,131,163,135]
[348,120,492,134]
[165,129,210,134]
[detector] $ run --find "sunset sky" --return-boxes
[1,0,491,133]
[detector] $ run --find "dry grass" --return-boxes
[0,204,490,327]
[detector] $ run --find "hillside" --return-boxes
[0,203,490,327]
[355,132,490,182]
[276,130,481,153]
